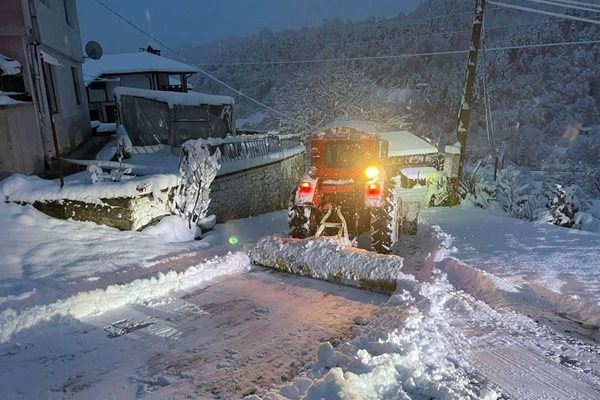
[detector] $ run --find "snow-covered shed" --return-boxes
[84,49,199,123]
[115,87,235,147]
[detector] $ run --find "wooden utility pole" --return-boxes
[456,0,486,179]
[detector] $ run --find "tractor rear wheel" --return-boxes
[288,191,318,239]
[369,184,395,254]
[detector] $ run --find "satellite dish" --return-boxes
[85,41,103,60]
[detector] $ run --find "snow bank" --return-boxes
[254,271,501,400]
[0,173,178,205]
[142,215,198,242]
[115,86,234,108]
[0,252,250,343]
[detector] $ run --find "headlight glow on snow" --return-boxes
[228,236,239,245]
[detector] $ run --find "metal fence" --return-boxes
[207,134,303,163]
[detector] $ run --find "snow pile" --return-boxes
[142,215,198,242]
[252,272,501,400]
[0,252,250,343]
[0,173,178,204]
[114,86,234,108]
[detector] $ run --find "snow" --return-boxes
[83,51,198,86]
[0,252,250,343]
[142,215,198,242]
[445,142,461,155]
[0,201,287,314]
[400,166,437,180]
[251,236,408,294]
[422,206,600,323]
[383,87,412,104]
[0,90,26,106]
[0,53,21,75]
[0,172,178,205]
[114,86,234,108]
[379,131,439,156]
[324,119,379,133]
[95,122,117,133]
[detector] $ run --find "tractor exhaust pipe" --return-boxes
[250,236,405,294]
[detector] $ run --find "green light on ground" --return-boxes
[228,236,239,245]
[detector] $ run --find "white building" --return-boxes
[83,49,199,123]
[0,0,90,178]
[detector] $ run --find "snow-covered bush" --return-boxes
[426,171,451,207]
[547,184,579,228]
[171,140,221,230]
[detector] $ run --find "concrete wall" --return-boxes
[0,102,45,178]
[208,150,305,222]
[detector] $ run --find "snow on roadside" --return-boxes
[0,252,250,343]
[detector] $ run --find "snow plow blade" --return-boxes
[250,236,404,294]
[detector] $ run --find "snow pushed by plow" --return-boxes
[251,236,406,294]
[0,252,250,343]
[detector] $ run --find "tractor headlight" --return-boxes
[365,166,379,179]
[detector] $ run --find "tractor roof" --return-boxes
[313,127,377,141]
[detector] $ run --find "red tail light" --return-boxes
[367,183,381,196]
[299,181,312,194]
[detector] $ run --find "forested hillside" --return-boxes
[182,0,599,190]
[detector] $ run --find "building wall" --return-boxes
[0,0,91,175]
[0,103,45,179]
[208,151,305,222]
[34,0,90,156]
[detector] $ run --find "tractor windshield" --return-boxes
[325,142,369,168]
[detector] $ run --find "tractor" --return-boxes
[288,126,400,254]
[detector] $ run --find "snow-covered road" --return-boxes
[1,202,600,399]
[0,266,386,399]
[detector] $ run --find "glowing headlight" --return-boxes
[365,166,379,179]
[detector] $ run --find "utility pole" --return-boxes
[456,0,486,179]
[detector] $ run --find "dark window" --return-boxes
[42,62,59,115]
[89,81,106,90]
[325,143,368,168]
[105,105,117,123]
[63,0,71,26]
[70,66,81,105]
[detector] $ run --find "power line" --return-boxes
[489,1,600,24]
[93,0,317,130]
[549,0,600,9]
[523,0,600,13]
[197,38,600,67]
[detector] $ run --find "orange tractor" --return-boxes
[288,127,399,254]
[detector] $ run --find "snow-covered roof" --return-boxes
[323,119,378,134]
[83,52,199,86]
[0,53,22,76]
[378,131,438,157]
[114,87,234,108]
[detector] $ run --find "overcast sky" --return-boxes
[77,0,423,54]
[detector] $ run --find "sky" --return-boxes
[77,0,424,55]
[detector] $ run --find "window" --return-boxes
[42,62,59,115]
[63,0,71,26]
[325,142,369,168]
[70,66,81,105]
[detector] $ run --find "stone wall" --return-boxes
[208,150,305,222]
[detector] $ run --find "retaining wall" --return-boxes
[208,149,305,222]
